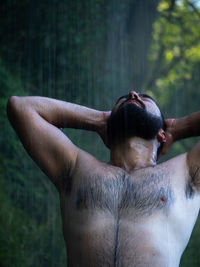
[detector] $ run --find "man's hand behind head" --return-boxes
[157,118,176,161]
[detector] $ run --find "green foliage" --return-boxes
[0,61,66,266]
[0,177,65,267]
[147,0,200,116]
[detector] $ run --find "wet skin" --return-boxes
[7,94,200,267]
[60,151,200,267]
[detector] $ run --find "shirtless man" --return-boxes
[7,91,200,266]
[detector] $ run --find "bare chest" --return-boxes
[60,163,200,267]
[68,168,175,218]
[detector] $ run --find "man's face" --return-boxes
[112,92,161,118]
[107,91,163,145]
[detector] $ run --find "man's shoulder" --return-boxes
[158,152,188,170]
[71,149,116,179]
[158,152,200,197]
[75,149,107,169]
[156,152,190,180]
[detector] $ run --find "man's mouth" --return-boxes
[126,99,144,108]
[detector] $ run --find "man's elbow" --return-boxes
[7,95,18,107]
[7,95,19,112]
[7,96,24,123]
[7,95,17,109]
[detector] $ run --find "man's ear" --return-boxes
[157,129,166,143]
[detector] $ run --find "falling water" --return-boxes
[1,0,200,266]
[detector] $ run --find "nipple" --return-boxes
[160,196,165,202]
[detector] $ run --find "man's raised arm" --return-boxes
[159,111,200,156]
[160,111,200,191]
[7,96,109,191]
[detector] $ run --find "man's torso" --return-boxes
[59,152,200,267]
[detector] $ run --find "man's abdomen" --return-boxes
[63,210,178,267]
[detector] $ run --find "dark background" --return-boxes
[1,0,200,266]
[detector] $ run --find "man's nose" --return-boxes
[128,91,140,99]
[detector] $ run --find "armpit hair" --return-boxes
[186,166,200,198]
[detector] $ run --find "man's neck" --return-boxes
[109,137,158,173]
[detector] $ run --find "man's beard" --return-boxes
[107,103,163,145]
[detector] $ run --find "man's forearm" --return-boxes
[8,96,108,133]
[173,111,200,141]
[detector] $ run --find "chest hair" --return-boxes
[73,169,174,218]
